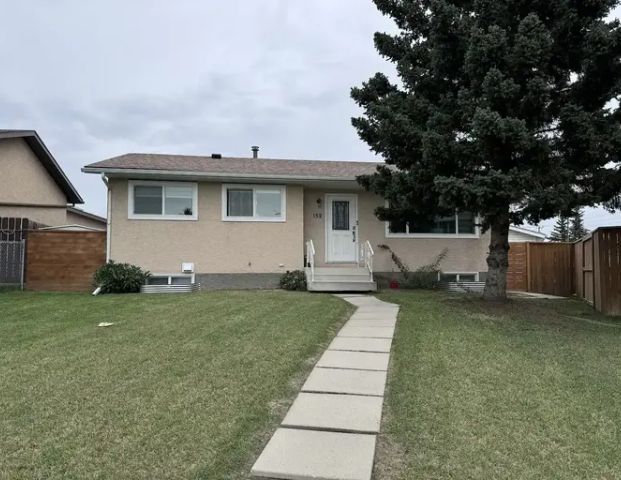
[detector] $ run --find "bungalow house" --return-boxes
[83,148,490,291]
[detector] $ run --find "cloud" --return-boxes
[1,0,619,231]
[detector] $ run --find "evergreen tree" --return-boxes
[352,0,621,300]
[569,209,589,241]
[549,216,570,242]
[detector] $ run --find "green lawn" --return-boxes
[0,291,351,479]
[377,291,621,480]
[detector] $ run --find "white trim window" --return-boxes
[145,273,195,285]
[222,184,286,222]
[439,272,479,282]
[128,181,198,220]
[386,211,479,238]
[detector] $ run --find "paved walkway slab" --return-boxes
[329,336,392,353]
[251,294,399,480]
[338,326,395,338]
[349,311,398,319]
[251,428,376,480]
[347,319,397,327]
[302,367,387,396]
[317,350,390,371]
[282,392,384,433]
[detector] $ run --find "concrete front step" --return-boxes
[313,274,374,282]
[306,267,377,292]
[309,267,370,276]
[308,281,377,292]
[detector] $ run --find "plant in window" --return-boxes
[93,261,151,294]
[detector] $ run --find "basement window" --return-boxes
[439,273,478,282]
[129,181,198,220]
[222,184,286,222]
[146,274,194,285]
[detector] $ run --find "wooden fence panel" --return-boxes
[507,242,528,291]
[527,242,574,297]
[598,229,621,315]
[26,231,106,292]
[573,242,583,299]
[582,236,594,304]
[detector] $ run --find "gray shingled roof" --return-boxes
[83,153,381,180]
[0,129,83,204]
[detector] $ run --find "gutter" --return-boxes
[81,167,363,183]
[101,173,111,263]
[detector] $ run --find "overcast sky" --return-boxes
[2,1,620,234]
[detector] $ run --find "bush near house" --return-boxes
[93,261,150,293]
[379,245,447,289]
[279,270,307,291]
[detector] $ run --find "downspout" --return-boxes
[101,173,111,263]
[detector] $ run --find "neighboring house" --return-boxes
[66,206,107,230]
[0,130,105,229]
[509,225,546,243]
[83,149,491,291]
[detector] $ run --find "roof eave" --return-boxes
[1,130,84,204]
[81,166,361,184]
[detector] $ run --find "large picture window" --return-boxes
[129,181,198,220]
[387,212,478,237]
[222,184,286,221]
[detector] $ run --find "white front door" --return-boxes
[326,194,358,263]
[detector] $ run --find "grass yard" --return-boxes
[377,291,621,480]
[0,291,351,479]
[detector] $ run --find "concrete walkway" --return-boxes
[251,294,399,480]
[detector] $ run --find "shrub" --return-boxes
[280,270,307,291]
[378,245,448,289]
[405,271,440,289]
[93,261,151,294]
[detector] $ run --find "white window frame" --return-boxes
[385,211,480,239]
[146,273,195,285]
[438,272,480,282]
[128,180,198,221]
[221,184,286,222]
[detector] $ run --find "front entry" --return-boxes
[326,194,358,263]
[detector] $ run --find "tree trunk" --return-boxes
[483,213,510,301]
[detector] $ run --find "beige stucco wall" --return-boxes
[0,137,69,226]
[66,210,106,230]
[304,188,490,274]
[108,179,305,274]
[0,205,67,226]
[0,138,67,205]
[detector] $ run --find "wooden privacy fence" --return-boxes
[527,242,574,297]
[26,230,106,292]
[507,242,574,296]
[574,227,621,315]
[508,226,621,315]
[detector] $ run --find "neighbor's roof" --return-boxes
[66,206,106,224]
[83,153,380,181]
[0,129,83,204]
[509,225,546,239]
